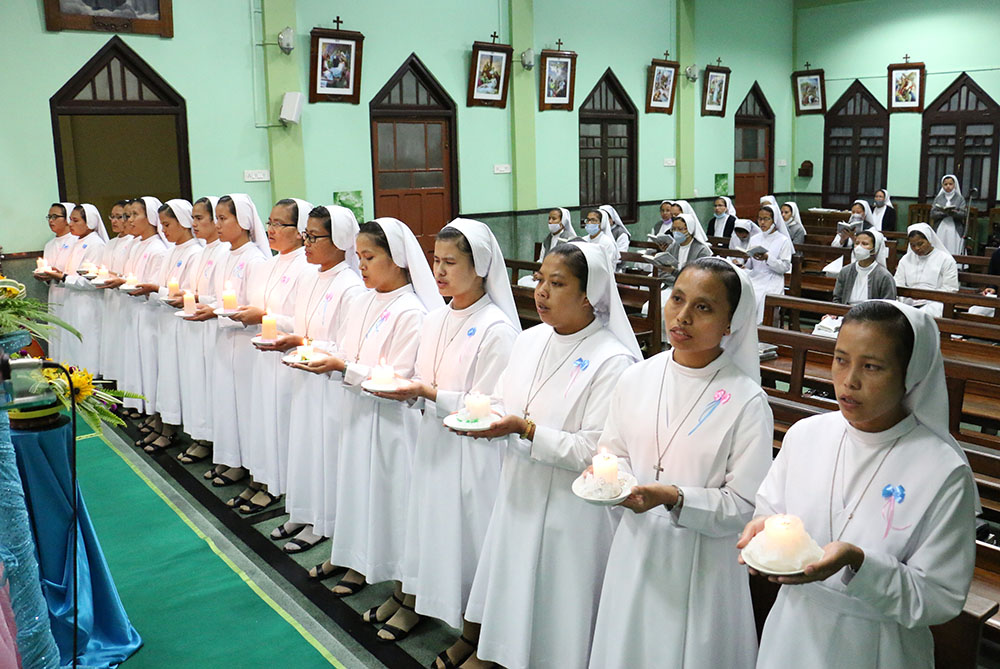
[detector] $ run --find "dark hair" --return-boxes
[308,205,331,234]
[758,206,774,219]
[217,195,237,217]
[677,256,742,319]
[547,243,588,292]
[193,197,215,220]
[436,226,474,261]
[715,197,727,204]
[907,230,928,242]
[842,301,914,371]
[875,189,886,198]
[275,198,298,223]
[157,203,177,221]
[856,230,876,247]
[50,202,66,216]
[585,209,603,221]
[72,204,85,217]
[113,199,129,209]
[358,220,409,281]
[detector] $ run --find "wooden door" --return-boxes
[578,69,638,221]
[372,118,451,255]
[734,123,771,218]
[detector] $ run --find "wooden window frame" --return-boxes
[734,82,775,197]
[822,80,889,209]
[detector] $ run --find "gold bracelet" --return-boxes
[520,418,535,440]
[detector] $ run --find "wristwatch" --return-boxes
[666,485,684,512]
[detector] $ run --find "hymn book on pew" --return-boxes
[733,245,770,258]
[647,232,673,246]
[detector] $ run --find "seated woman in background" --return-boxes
[746,204,793,324]
[781,201,806,246]
[930,174,967,256]
[707,196,737,238]
[872,189,896,232]
[537,208,578,261]
[893,223,959,318]
[583,208,622,271]
[600,204,631,255]
[653,213,712,285]
[833,230,896,304]
[651,200,674,237]
[831,200,874,249]
[729,219,759,258]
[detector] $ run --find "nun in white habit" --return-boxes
[206,194,271,485]
[41,201,78,365]
[308,218,442,594]
[746,203,793,324]
[589,258,772,669]
[583,208,621,271]
[519,207,577,288]
[98,209,137,380]
[275,205,365,552]
[651,199,674,237]
[743,300,976,668]
[893,222,959,318]
[599,203,631,254]
[729,219,760,256]
[929,174,967,256]
[463,241,640,669]
[781,201,807,246]
[357,218,519,645]
[56,204,108,372]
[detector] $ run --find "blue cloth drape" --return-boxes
[12,418,142,668]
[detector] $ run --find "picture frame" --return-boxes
[887,62,926,113]
[645,58,679,114]
[467,41,514,108]
[309,27,365,104]
[791,68,826,115]
[538,49,577,111]
[701,64,731,117]
[43,0,173,38]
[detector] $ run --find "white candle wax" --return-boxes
[97,265,109,278]
[124,273,137,288]
[261,312,277,341]
[763,514,808,551]
[167,277,180,296]
[370,358,395,386]
[36,257,45,270]
[222,281,238,311]
[182,291,196,315]
[592,448,618,485]
[297,338,313,361]
[464,391,491,420]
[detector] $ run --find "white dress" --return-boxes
[98,235,136,379]
[466,318,636,669]
[119,235,169,407]
[176,240,231,440]
[57,232,107,372]
[400,294,517,628]
[329,284,427,583]
[44,232,78,363]
[754,412,976,668]
[242,247,312,488]
[893,249,960,318]
[148,238,204,423]
[588,233,621,271]
[746,230,793,324]
[210,242,269,468]
[589,351,773,669]
[283,263,365,531]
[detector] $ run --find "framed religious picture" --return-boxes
[646,58,679,114]
[701,64,731,117]
[43,0,173,37]
[467,41,514,108]
[309,27,365,104]
[791,68,826,115]
[538,49,577,111]
[887,61,926,113]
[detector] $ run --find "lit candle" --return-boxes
[167,277,180,296]
[762,514,808,552]
[261,311,277,341]
[96,265,109,279]
[222,281,238,311]
[464,391,491,420]
[370,358,395,386]
[297,337,313,361]
[592,448,618,485]
[36,257,46,271]
[124,273,138,288]
[182,290,196,315]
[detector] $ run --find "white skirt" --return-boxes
[177,318,219,442]
[211,323,259,469]
[244,350,298,494]
[153,303,184,424]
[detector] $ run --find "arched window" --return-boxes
[370,53,458,255]
[920,73,999,207]
[733,82,774,218]
[822,80,889,209]
[579,69,638,222]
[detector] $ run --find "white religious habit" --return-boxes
[930,174,967,256]
[57,204,108,372]
[894,223,959,318]
[43,201,78,365]
[753,302,977,669]
[400,218,520,629]
[745,204,793,324]
[588,208,622,271]
[283,205,365,537]
[329,218,443,583]
[600,204,631,254]
[651,199,674,237]
[589,265,773,669]
[98,230,137,378]
[466,242,640,669]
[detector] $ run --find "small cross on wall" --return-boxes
[903,53,911,63]
[804,61,811,69]
[663,49,670,59]
[715,57,722,67]
[490,31,499,43]
[556,38,563,50]
[332,15,343,29]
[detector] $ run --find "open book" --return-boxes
[732,245,769,258]
[647,233,673,246]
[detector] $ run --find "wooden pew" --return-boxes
[504,258,663,356]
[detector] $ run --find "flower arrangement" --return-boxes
[0,275,79,342]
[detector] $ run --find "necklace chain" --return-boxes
[522,331,589,418]
[303,271,337,338]
[829,429,900,543]
[350,293,404,363]
[652,364,721,481]
[429,303,484,387]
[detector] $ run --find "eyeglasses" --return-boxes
[45,214,65,221]
[266,221,298,229]
[302,232,332,244]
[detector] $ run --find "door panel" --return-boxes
[734,123,771,218]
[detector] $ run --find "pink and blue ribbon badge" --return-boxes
[365,309,391,339]
[881,484,911,538]
[467,327,477,337]
[688,389,731,435]
[564,357,590,396]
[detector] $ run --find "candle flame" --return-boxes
[302,337,311,346]
[379,357,387,366]
[225,281,233,290]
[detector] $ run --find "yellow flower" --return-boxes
[70,368,94,402]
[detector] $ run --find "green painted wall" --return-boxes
[0,2,272,253]
[793,0,1000,200]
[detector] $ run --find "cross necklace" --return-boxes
[349,292,405,363]
[828,429,900,542]
[652,365,721,480]
[521,331,589,419]
[429,301,485,388]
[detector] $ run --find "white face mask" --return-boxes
[548,223,563,234]
[849,214,863,223]
[854,246,872,261]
